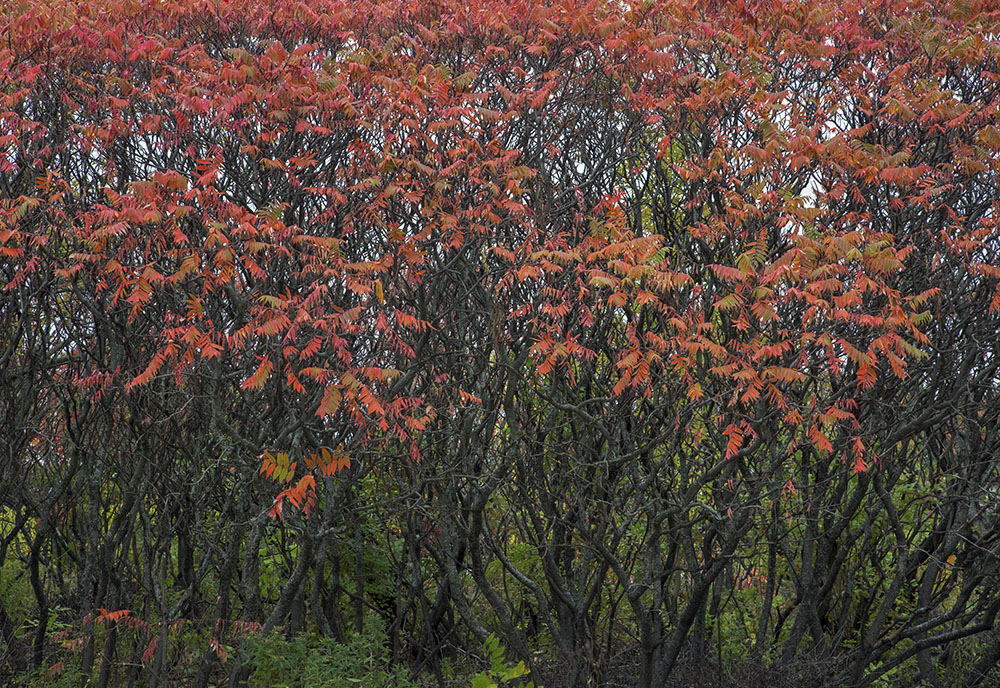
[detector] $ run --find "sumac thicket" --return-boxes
[2,0,1000,686]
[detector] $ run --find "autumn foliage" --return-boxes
[2,0,1000,685]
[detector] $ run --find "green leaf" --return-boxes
[499,661,528,681]
[471,673,496,688]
